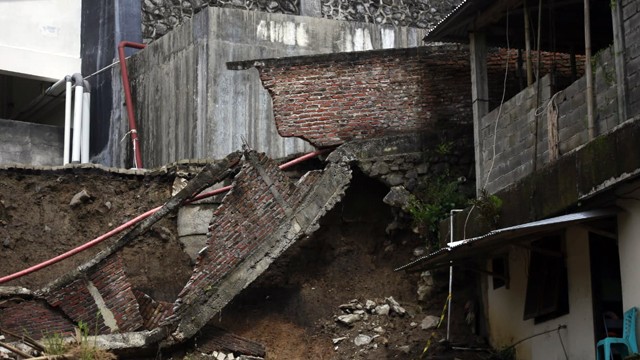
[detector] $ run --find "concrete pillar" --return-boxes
[470,31,489,193]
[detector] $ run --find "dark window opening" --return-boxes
[523,235,569,323]
[492,255,509,289]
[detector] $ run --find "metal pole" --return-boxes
[447,209,464,341]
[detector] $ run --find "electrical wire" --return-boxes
[84,55,133,80]
[464,8,511,239]
[557,326,569,360]
[500,324,568,354]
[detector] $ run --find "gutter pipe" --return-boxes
[0,149,330,284]
[71,73,84,163]
[63,76,73,165]
[81,80,91,164]
[117,41,146,169]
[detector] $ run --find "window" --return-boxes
[523,235,569,323]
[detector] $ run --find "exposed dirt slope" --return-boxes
[0,168,192,301]
[183,173,486,359]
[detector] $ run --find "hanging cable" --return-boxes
[464,8,512,238]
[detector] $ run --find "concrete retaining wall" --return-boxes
[0,119,63,166]
[104,6,427,168]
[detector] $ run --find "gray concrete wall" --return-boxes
[623,0,640,117]
[479,46,621,194]
[0,118,63,166]
[104,6,427,168]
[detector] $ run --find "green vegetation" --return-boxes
[407,173,469,248]
[469,189,503,228]
[42,331,68,355]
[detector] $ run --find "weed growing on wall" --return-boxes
[469,189,503,228]
[407,173,469,248]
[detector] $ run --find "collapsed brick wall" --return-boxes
[623,0,640,117]
[171,151,352,341]
[0,300,75,339]
[44,255,143,335]
[0,256,143,339]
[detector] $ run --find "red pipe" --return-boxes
[0,207,159,284]
[0,149,330,284]
[118,41,146,169]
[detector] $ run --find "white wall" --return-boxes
[617,185,640,338]
[485,227,595,360]
[0,0,81,81]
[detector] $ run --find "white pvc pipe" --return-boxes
[447,209,463,341]
[81,90,90,163]
[63,77,72,165]
[71,83,84,163]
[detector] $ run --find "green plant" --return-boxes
[435,141,453,155]
[407,174,469,246]
[469,189,503,228]
[42,331,68,355]
[76,320,95,360]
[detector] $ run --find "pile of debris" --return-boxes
[328,296,443,357]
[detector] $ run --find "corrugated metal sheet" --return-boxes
[395,208,618,271]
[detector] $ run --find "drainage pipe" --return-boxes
[0,149,330,284]
[71,73,84,163]
[63,76,72,165]
[117,41,146,169]
[447,208,464,342]
[81,80,91,164]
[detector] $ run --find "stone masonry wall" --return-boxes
[328,130,474,191]
[171,150,351,341]
[479,46,620,194]
[141,0,460,43]
[321,0,460,29]
[142,0,300,42]
[623,0,640,117]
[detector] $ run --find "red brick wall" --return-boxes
[0,300,75,339]
[252,47,582,148]
[257,48,473,147]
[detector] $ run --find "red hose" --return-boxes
[0,149,330,284]
[118,41,146,169]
